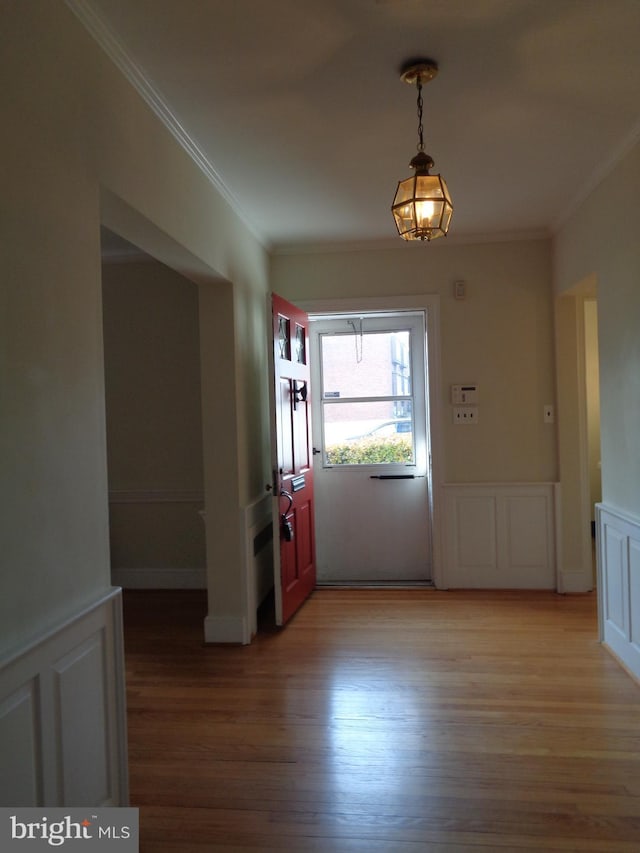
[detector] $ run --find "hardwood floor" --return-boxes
[123,589,640,852]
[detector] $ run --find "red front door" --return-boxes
[270,294,316,625]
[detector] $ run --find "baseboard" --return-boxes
[204,614,249,645]
[0,588,128,806]
[111,567,206,589]
[557,569,593,593]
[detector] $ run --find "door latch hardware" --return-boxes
[282,518,294,542]
[292,381,308,410]
[280,488,294,542]
[291,475,306,492]
[370,474,423,480]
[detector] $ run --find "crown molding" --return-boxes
[551,117,640,234]
[272,228,550,256]
[65,0,267,248]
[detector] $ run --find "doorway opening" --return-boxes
[100,227,207,592]
[583,297,601,586]
[554,274,599,594]
[309,308,435,586]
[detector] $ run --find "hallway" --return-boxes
[124,589,640,851]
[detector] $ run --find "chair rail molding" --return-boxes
[108,489,204,504]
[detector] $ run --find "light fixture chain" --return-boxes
[416,79,424,152]
[391,57,453,241]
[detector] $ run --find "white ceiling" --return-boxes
[79,0,640,251]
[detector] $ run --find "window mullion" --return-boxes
[322,395,413,405]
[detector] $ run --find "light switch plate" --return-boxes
[451,384,478,405]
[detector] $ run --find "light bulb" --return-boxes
[416,200,435,226]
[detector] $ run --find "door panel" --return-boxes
[276,377,294,474]
[270,294,316,625]
[310,312,431,583]
[315,472,430,582]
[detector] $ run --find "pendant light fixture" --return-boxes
[391,59,453,241]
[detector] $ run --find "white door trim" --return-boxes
[298,294,444,588]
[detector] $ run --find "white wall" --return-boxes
[554,141,640,672]
[554,143,640,520]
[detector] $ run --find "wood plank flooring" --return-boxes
[123,589,640,852]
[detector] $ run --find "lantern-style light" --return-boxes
[391,59,453,242]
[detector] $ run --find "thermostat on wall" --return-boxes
[451,384,478,405]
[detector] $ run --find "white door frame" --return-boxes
[554,281,597,594]
[298,294,444,588]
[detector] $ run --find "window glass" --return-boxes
[320,329,415,466]
[321,331,411,399]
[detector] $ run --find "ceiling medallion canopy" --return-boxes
[391,58,453,242]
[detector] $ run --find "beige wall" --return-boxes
[102,259,205,575]
[4,0,634,655]
[554,143,640,520]
[1,2,269,655]
[271,239,557,485]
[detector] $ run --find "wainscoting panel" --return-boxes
[629,539,640,652]
[54,632,110,806]
[456,496,497,569]
[603,523,627,639]
[505,495,550,570]
[597,504,640,680]
[443,484,556,588]
[0,679,41,806]
[0,589,128,807]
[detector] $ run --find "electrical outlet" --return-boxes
[453,406,478,424]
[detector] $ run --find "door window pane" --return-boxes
[294,323,306,364]
[320,327,415,466]
[322,331,411,399]
[324,401,414,465]
[278,316,290,360]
